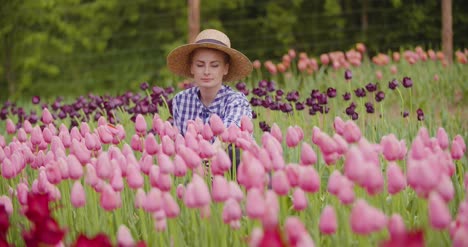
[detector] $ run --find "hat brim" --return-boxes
[167,42,253,82]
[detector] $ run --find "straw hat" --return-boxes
[167,29,253,82]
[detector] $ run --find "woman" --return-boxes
[167,29,253,137]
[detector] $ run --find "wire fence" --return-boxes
[32,1,468,92]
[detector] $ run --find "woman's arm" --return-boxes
[223,93,252,129]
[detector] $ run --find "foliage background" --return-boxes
[0,0,467,101]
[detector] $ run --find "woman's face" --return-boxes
[190,48,229,90]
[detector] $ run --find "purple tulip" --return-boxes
[402,111,409,118]
[354,88,366,97]
[375,91,385,102]
[402,77,413,88]
[32,96,41,105]
[327,88,337,98]
[236,82,246,91]
[344,69,352,80]
[343,92,351,101]
[388,79,398,90]
[365,83,377,92]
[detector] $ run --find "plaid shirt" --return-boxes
[172,85,252,136]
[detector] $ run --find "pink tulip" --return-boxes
[285,164,300,187]
[96,152,112,180]
[1,158,16,179]
[41,108,54,124]
[386,162,406,194]
[31,126,43,146]
[192,174,211,207]
[237,153,266,190]
[67,155,83,180]
[144,133,159,155]
[184,131,199,153]
[157,153,173,174]
[298,166,320,193]
[388,214,406,238]
[100,185,121,211]
[0,196,13,215]
[173,154,187,177]
[144,188,162,212]
[344,146,366,183]
[342,120,361,143]
[429,192,451,229]
[71,181,86,208]
[210,114,225,136]
[23,120,33,133]
[452,140,464,160]
[17,128,27,142]
[201,124,214,141]
[130,134,142,152]
[134,189,146,208]
[126,164,144,189]
[362,164,384,195]
[240,115,254,133]
[292,188,308,211]
[110,169,124,192]
[286,126,301,148]
[162,192,180,218]
[58,130,71,149]
[176,184,185,199]
[135,114,147,135]
[212,175,230,203]
[154,217,167,232]
[155,172,172,192]
[436,127,449,150]
[16,182,28,205]
[152,115,164,135]
[272,170,290,195]
[211,149,231,175]
[333,117,345,135]
[246,188,265,219]
[161,135,175,156]
[327,170,343,195]
[199,139,216,159]
[96,125,112,144]
[71,139,90,165]
[70,127,82,141]
[223,198,242,224]
[270,123,283,143]
[381,134,404,161]
[319,205,337,234]
[117,225,135,247]
[178,146,201,169]
[454,135,466,152]
[85,164,99,187]
[350,199,387,234]
[45,162,62,185]
[139,153,153,175]
[453,227,468,247]
[337,185,355,205]
[284,217,308,246]
[300,142,317,165]
[229,181,244,202]
[436,175,454,202]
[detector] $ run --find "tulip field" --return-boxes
[0,45,468,247]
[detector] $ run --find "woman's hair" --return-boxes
[189,48,231,65]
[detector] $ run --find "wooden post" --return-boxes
[442,0,453,64]
[188,0,200,43]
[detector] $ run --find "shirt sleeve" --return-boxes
[172,95,180,132]
[223,93,252,128]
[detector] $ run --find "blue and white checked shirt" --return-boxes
[172,85,252,136]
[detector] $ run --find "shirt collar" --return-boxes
[195,85,230,108]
